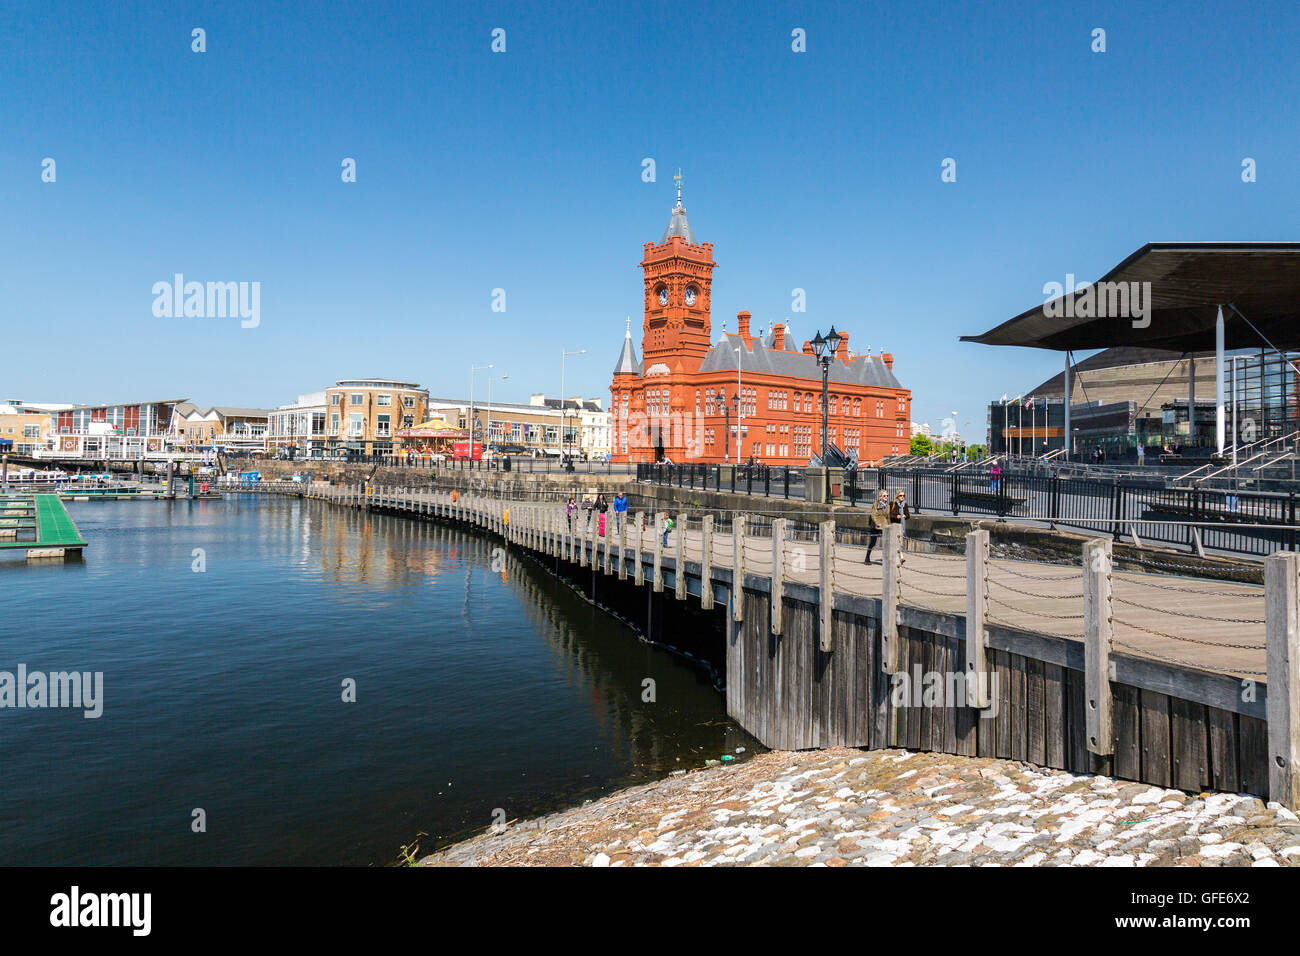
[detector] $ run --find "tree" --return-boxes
[910,433,933,456]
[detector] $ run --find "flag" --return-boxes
[1000,393,1009,403]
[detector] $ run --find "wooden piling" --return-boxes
[771,517,787,635]
[966,529,990,708]
[731,514,747,623]
[699,515,714,609]
[1084,537,1115,756]
[1267,551,1300,808]
[882,524,902,673]
[818,519,835,652]
[653,512,665,593]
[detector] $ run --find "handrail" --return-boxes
[1196,451,1269,484]
[1253,451,1296,472]
[1176,462,1213,482]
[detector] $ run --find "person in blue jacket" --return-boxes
[613,492,628,534]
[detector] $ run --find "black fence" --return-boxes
[636,463,807,499]
[637,463,1300,558]
[226,450,632,474]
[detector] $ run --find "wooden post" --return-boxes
[634,512,645,586]
[770,517,787,635]
[674,512,687,599]
[731,514,747,623]
[881,524,903,673]
[653,512,666,592]
[818,519,835,651]
[589,507,598,571]
[1084,537,1115,756]
[618,511,629,581]
[966,529,991,708]
[699,515,713,608]
[1267,551,1300,807]
[600,508,610,574]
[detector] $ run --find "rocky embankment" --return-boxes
[421,748,1300,867]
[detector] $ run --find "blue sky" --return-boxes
[3,0,1298,438]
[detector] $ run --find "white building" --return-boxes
[266,392,327,456]
[529,394,612,459]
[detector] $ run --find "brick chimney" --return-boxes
[881,352,894,371]
[772,322,786,351]
[836,330,850,363]
[802,340,814,355]
[737,310,751,346]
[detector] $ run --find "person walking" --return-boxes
[1136,443,1145,467]
[596,493,609,536]
[864,489,889,564]
[613,491,627,534]
[661,514,675,549]
[582,495,593,530]
[989,459,1002,493]
[565,496,576,534]
[890,489,910,566]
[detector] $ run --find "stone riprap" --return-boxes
[421,748,1300,867]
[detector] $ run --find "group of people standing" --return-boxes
[558,486,909,565]
[864,488,910,565]
[565,492,629,537]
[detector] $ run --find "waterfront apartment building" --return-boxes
[47,398,186,458]
[171,404,270,451]
[609,186,912,465]
[265,380,428,457]
[266,392,327,457]
[325,379,428,457]
[0,401,61,455]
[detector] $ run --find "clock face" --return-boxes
[657,287,669,306]
[684,287,697,306]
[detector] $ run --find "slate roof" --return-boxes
[613,323,641,375]
[660,201,696,244]
[699,333,903,389]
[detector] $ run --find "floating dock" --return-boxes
[0,494,88,560]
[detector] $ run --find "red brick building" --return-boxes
[610,185,911,464]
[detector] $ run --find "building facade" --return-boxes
[171,404,270,451]
[0,402,58,455]
[427,399,563,457]
[527,395,612,459]
[609,186,911,464]
[45,399,185,459]
[324,379,428,457]
[266,392,328,456]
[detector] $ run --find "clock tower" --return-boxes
[641,172,716,372]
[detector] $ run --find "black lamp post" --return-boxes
[810,326,842,460]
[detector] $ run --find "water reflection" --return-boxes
[0,496,757,865]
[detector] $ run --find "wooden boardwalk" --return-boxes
[236,480,1298,803]
[241,481,1266,682]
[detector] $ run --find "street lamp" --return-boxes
[486,372,507,462]
[469,363,494,461]
[561,348,585,461]
[810,326,842,460]
[735,346,744,464]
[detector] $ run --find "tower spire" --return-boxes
[674,168,683,206]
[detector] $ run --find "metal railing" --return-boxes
[637,462,1300,558]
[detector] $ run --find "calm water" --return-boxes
[0,496,755,865]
